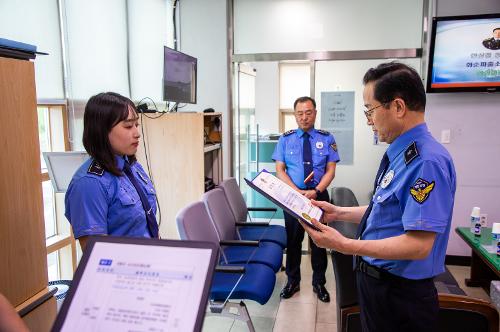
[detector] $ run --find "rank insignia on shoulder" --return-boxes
[410,178,435,204]
[404,141,419,166]
[283,129,296,136]
[330,143,338,152]
[87,161,104,176]
[316,129,330,135]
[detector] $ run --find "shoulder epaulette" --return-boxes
[87,160,105,176]
[283,129,296,136]
[404,141,419,166]
[316,129,330,135]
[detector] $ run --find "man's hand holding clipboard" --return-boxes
[244,170,324,232]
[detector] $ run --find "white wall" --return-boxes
[128,0,170,101]
[234,0,423,54]
[0,0,64,99]
[179,0,230,177]
[64,0,130,100]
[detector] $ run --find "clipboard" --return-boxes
[244,170,323,232]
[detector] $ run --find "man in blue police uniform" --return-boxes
[272,96,340,302]
[482,27,500,50]
[303,63,456,331]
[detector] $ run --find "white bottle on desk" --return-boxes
[470,207,481,237]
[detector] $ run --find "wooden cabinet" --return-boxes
[136,112,223,239]
[0,56,55,329]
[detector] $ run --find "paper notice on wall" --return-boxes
[320,91,355,165]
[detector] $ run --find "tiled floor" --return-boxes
[202,255,492,332]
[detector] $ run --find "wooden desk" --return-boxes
[456,227,500,294]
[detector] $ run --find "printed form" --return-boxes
[252,171,323,225]
[60,242,212,332]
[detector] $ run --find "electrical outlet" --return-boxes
[441,129,451,144]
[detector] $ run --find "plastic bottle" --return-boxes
[470,207,481,237]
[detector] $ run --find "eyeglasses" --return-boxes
[363,100,393,120]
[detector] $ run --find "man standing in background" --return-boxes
[272,96,340,302]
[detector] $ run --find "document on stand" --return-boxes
[245,171,323,231]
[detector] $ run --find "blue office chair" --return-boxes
[202,188,283,272]
[176,201,276,331]
[219,178,286,248]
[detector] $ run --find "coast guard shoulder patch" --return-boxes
[87,161,104,176]
[410,178,435,204]
[283,129,296,136]
[330,143,338,152]
[404,141,419,166]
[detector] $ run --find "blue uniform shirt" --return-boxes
[362,123,456,279]
[65,156,157,239]
[272,128,340,189]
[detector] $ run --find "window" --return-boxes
[37,102,78,281]
[279,62,311,132]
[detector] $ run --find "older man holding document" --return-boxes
[302,63,456,332]
[272,96,340,302]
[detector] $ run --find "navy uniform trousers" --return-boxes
[284,190,330,286]
[357,269,439,332]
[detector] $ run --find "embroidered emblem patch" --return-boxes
[410,178,435,204]
[404,141,419,166]
[87,161,104,176]
[316,141,324,149]
[330,143,338,152]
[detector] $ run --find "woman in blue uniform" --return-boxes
[65,92,159,250]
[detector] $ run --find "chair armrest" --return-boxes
[438,293,499,332]
[220,240,260,247]
[340,305,361,331]
[235,221,270,227]
[215,265,246,274]
[248,207,277,212]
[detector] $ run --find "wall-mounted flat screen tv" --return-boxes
[163,46,197,103]
[427,13,500,93]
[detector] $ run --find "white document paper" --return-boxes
[251,171,323,225]
[60,242,212,332]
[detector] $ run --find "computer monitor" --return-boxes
[427,13,500,93]
[163,46,197,104]
[43,152,89,193]
[51,237,218,332]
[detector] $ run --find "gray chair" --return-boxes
[176,201,276,332]
[202,188,283,272]
[219,177,286,248]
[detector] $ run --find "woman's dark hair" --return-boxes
[83,92,137,176]
[362,62,426,112]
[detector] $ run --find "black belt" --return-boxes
[356,259,433,283]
